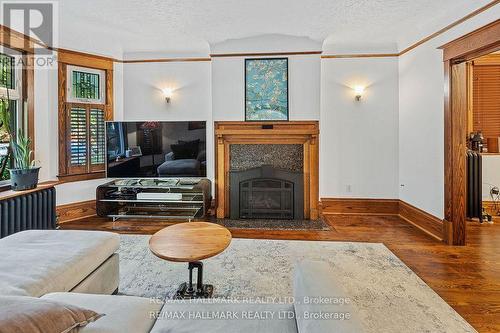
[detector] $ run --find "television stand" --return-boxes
[96,178,211,221]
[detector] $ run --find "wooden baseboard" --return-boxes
[398,200,443,242]
[58,197,444,241]
[56,200,96,224]
[320,198,400,215]
[320,197,444,242]
[482,201,500,216]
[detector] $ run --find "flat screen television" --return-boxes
[105,121,207,178]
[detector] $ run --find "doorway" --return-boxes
[442,20,500,245]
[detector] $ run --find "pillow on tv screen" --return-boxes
[171,143,197,159]
[171,139,200,159]
[178,139,200,147]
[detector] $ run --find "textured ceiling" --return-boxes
[58,0,493,56]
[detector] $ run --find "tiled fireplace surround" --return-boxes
[214,121,319,220]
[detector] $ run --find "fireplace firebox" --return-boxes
[230,165,303,220]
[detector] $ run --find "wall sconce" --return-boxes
[162,88,173,103]
[354,86,365,101]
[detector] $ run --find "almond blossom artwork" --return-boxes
[245,58,288,121]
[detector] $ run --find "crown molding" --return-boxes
[211,51,322,58]
[120,57,211,63]
[321,53,399,59]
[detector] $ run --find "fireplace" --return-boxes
[215,121,319,220]
[230,165,304,219]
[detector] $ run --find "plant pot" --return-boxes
[9,167,41,191]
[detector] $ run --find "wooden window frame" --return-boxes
[0,31,35,192]
[58,50,113,182]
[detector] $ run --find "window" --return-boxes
[471,58,500,139]
[0,50,23,184]
[58,52,113,181]
[65,105,106,174]
[67,65,106,104]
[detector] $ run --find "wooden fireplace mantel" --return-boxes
[214,121,319,219]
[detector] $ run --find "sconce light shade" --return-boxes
[162,88,173,103]
[354,86,364,101]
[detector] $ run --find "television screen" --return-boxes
[105,121,207,178]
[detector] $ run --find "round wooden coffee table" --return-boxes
[149,222,232,299]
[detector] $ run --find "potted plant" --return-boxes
[9,129,39,190]
[0,90,39,191]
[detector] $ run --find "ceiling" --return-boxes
[57,0,493,57]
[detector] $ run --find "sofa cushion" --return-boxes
[150,300,297,333]
[157,159,200,176]
[0,295,102,333]
[293,260,365,333]
[70,253,119,295]
[42,292,162,333]
[0,230,119,297]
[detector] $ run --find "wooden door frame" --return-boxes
[440,19,500,245]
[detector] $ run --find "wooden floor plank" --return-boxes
[59,214,500,333]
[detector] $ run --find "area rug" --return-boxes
[213,217,330,230]
[118,235,476,333]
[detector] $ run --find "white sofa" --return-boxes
[0,230,119,297]
[0,230,365,333]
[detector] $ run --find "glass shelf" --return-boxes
[97,178,210,222]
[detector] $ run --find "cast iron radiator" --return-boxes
[466,150,482,221]
[0,187,56,238]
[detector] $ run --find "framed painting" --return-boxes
[245,58,289,121]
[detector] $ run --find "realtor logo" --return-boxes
[2,1,57,54]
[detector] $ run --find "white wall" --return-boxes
[34,55,58,182]
[122,61,214,183]
[320,57,399,198]
[398,5,499,218]
[212,55,321,120]
[482,155,500,200]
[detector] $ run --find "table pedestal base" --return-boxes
[175,282,214,299]
[174,261,214,299]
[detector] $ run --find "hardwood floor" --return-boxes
[60,214,500,333]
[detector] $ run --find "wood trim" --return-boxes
[214,121,319,220]
[0,183,55,201]
[0,25,38,53]
[321,53,399,59]
[320,198,444,241]
[122,58,211,63]
[58,62,68,175]
[25,54,35,156]
[450,62,468,246]
[443,19,500,245]
[399,200,444,242]
[0,26,36,160]
[54,47,118,63]
[58,49,114,70]
[482,200,500,216]
[57,172,105,183]
[56,199,96,224]
[440,19,500,61]
[211,51,322,58]
[57,49,113,182]
[320,198,400,215]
